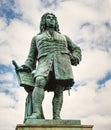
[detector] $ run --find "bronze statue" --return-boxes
[13,13,82,121]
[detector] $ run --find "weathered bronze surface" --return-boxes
[13,13,82,123]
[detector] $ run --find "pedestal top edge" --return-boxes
[16,124,93,128]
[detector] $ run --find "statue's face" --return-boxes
[45,14,56,28]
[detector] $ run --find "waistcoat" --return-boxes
[35,31,69,59]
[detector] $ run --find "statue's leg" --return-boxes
[29,76,47,119]
[52,85,64,119]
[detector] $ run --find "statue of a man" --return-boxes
[23,13,82,120]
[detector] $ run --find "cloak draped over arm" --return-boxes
[65,35,82,66]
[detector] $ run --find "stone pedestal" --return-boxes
[15,120,93,130]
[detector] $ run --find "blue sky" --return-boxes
[0,0,111,130]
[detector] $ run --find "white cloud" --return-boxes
[0,18,36,65]
[54,0,99,36]
[0,87,27,130]
[14,0,42,26]
[0,72,13,82]
[73,49,111,82]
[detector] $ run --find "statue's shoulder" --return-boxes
[63,35,73,43]
[35,32,46,41]
[31,35,37,42]
[63,35,69,40]
[55,32,67,42]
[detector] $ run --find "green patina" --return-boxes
[13,13,82,123]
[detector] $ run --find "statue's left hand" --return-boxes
[69,53,79,66]
[71,58,79,66]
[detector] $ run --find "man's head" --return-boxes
[40,13,60,33]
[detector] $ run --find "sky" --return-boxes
[0,0,111,130]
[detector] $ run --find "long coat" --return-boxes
[25,31,81,91]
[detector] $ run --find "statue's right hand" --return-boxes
[18,65,31,72]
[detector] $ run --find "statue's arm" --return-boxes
[24,36,38,71]
[65,35,82,66]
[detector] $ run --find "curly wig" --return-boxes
[39,13,60,33]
